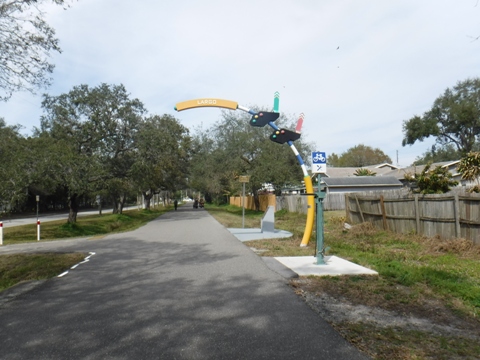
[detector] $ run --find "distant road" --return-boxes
[0,205,139,228]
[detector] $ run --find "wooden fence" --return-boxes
[230,193,346,213]
[345,189,480,245]
[229,195,276,212]
[230,188,480,244]
[275,193,347,213]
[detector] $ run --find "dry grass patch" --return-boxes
[419,236,480,257]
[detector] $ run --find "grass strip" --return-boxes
[0,252,87,291]
[0,207,172,293]
[206,203,480,359]
[2,207,172,245]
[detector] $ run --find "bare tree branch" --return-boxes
[0,0,73,101]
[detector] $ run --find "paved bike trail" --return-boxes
[0,206,369,360]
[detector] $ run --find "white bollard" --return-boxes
[0,221,3,245]
[37,220,40,241]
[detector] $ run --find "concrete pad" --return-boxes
[227,228,293,242]
[273,255,378,277]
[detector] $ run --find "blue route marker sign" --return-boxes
[312,152,327,173]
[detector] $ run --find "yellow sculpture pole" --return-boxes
[300,176,315,247]
[285,139,314,247]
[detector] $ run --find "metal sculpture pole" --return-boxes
[175,96,314,247]
[271,93,314,247]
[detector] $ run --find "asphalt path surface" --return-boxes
[0,205,369,360]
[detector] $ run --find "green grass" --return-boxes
[0,207,173,293]
[2,207,172,245]
[206,203,315,256]
[207,203,480,359]
[3,203,479,358]
[337,322,480,359]
[209,204,480,317]
[0,252,87,291]
[323,222,480,316]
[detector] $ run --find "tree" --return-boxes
[0,118,29,210]
[40,83,146,222]
[404,163,458,194]
[0,0,72,101]
[25,135,73,211]
[412,144,462,165]
[402,78,480,156]
[130,114,191,209]
[189,109,313,207]
[328,144,392,167]
[457,151,480,192]
[188,129,222,202]
[0,119,66,213]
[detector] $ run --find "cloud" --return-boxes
[1,0,478,167]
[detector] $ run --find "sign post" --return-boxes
[96,195,102,215]
[239,175,250,228]
[0,222,3,245]
[36,195,39,221]
[311,152,328,264]
[36,195,40,241]
[315,182,327,264]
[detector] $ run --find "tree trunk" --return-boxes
[253,189,260,212]
[112,196,120,214]
[118,193,126,214]
[67,193,79,223]
[143,191,153,210]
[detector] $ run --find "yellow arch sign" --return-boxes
[175,98,238,112]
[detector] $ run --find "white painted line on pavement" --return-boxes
[84,252,95,260]
[57,252,96,278]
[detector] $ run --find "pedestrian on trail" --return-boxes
[174,199,178,211]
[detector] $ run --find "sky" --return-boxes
[1,0,479,167]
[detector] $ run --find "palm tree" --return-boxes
[354,168,376,176]
[458,152,480,192]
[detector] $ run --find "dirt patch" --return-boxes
[291,277,480,359]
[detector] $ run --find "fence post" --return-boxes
[344,194,350,222]
[465,194,472,240]
[414,195,421,235]
[454,194,460,238]
[380,195,388,230]
[355,194,365,222]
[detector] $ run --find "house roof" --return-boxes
[324,163,400,178]
[321,176,403,188]
[370,163,401,170]
[323,161,462,181]
[382,160,461,180]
